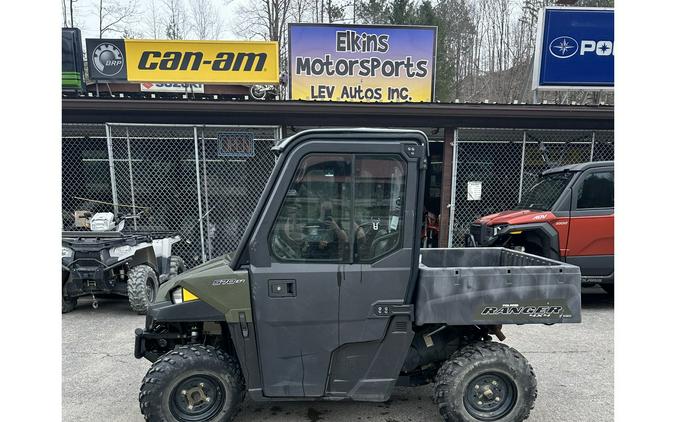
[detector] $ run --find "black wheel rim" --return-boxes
[463,372,517,421]
[146,278,156,303]
[169,374,225,421]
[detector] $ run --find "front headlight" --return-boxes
[62,247,74,258]
[171,287,199,304]
[109,245,133,258]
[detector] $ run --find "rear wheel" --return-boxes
[434,341,537,422]
[139,345,245,422]
[127,265,158,314]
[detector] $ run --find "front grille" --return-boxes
[469,224,484,245]
[72,251,103,266]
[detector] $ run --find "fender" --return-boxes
[146,299,227,323]
[135,300,227,361]
[129,245,158,273]
[492,222,561,261]
[136,298,262,391]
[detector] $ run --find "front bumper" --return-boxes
[134,327,187,361]
[62,256,130,297]
[465,223,493,246]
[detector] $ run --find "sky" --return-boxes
[70,0,247,41]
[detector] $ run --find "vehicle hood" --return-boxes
[476,209,554,226]
[157,254,235,299]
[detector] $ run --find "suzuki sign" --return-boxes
[532,7,614,90]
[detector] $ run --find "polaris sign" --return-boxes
[533,7,614,90]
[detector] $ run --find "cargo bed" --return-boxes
[414,248,581,325]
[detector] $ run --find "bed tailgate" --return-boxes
[414,248,582,325]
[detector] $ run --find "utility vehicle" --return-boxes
[466,161,614,293]
[62,212,185,313]
[134,129,581,422]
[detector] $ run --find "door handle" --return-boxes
[269,280,296,297]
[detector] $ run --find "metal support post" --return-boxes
[125,128,137,229]
[200,128,213,260]
[590,131,596,161]
[447,129,459,247]
[194,126,207,263]
[105,124,119,216]
[518,131,527,203]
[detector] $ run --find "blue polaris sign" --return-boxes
[534,7,614,89]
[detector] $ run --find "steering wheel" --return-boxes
[369,231,400,258]
[272,231,303,260]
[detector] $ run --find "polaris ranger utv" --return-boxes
[134,129,581,422]
[466,161,614,294]
[62,212,185,313]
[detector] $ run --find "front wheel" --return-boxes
[62,295,77,313]
[127,265,158,314]
[169,255,186,279]
[139,345,245,422]
[62,272,76,313]
[434,341,537,422]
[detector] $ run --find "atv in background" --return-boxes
[62,212,185,313]
[466,161,614,293]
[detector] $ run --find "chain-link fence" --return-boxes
[63,124,613,254]
[62,123,281,268]
[450,128,614,246]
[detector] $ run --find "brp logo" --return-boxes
[92,43,124,76]
[549,36,579,59]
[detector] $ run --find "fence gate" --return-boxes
[449,128,614,246]
[62,123,281,269]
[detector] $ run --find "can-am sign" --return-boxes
[533,7,613,89]
[289,24,436,102]
[86,39,279,84]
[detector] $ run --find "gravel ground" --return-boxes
[62,288,613,422]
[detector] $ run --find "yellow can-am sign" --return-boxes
[86,39,279,84]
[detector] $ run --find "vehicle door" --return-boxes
[329,153,424,399]
[245,137,425,399]
[246,151,353,398]
[565,167,614,277]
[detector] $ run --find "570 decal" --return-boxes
[137,51,268,72]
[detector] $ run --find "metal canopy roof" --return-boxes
[62,99,613,130]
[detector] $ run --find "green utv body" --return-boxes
[135,129,581,422]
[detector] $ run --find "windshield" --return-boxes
[516,172,574,210]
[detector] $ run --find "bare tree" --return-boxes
[162,0,189,40]
[144,0,162,39]
[62,0,81,28]
[70,0,78,28]
[189,0,224,40]
[234,0,291,42]
[95,0,139,38]
[289,0,314,22]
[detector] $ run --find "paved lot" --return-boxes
[63,289,613,422]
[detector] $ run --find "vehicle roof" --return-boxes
[541,160,613,175]
[273,128,429,152]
